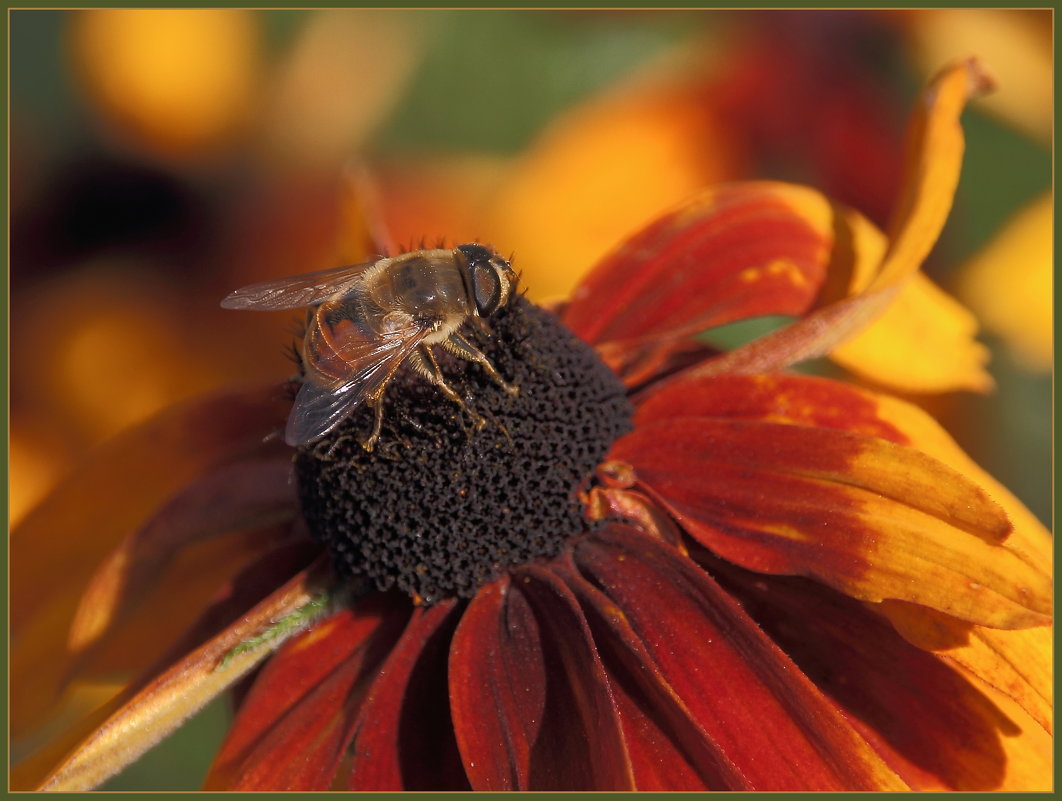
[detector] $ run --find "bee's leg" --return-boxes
[442,331,519,396]
[413,346,487,429]
[362,396,386,452]
[359,353,411,451]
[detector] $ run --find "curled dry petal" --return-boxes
[657,58,996,386]
[34,558,333,792]
[205,594,411,790]
[874,57,995,287]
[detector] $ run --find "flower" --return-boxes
[957,191,1052,372]
[11,58,1051,791]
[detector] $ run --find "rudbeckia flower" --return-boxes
[12,58,1051,791]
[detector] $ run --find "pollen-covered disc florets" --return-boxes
[294,297,632,604]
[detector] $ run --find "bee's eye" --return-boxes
[471,263,503,317]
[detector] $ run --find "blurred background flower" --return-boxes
[9,8,1052,789]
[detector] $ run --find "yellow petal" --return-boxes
[965,670,1052,789]
[831,272,992,392]
[881,602,1051,735]
[958,191,1053,371]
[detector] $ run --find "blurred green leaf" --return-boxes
[376,10,697,154]
[943,109,1051,268]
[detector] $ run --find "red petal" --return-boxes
[347,600,468,790]
[633,372,908,443]
[606,676,718,790]
[552,556,746,790]
[206,594,409,789]
[573,526,906,790]
[699,550,1023,790]
[449,569,635,790]
[155,534,322,669]
[561,183,832,347]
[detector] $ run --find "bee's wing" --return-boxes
[221,259,383,311]
[285,324,428,446]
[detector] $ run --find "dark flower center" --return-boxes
[294,297,633,604]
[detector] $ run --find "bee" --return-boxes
[222,243,520,450]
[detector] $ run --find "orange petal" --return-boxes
[616,387,1050,628]
[880,601,1051,736]
[699,551,1045,790]
[875,57,995,288]
[643,371,1052,587]
[27,559,332,791]
[865,389,1052,573]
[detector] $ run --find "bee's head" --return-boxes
[457,243,518,317]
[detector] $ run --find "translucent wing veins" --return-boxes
[220,260,381,311]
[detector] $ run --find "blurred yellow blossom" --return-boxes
[957,192,1052,371]
[907,9,1052,144]
[71,10,262,158]
[486,56,742,301]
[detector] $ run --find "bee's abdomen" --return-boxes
[304,306,378,383]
